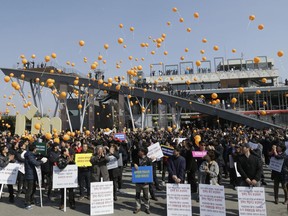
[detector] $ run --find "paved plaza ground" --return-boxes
[0,167,287,216]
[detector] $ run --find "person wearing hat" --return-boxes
[47,142,60,200]
[236,143,262,187]
[24,143,47,210]
[0,144,15,203]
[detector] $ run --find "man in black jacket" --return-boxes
[167,146,186,184]
[24,144,47,210]
[237,143,262,187]
[0,145,15,203]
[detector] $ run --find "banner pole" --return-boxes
[64,188,67,212]
[0,184,4,198]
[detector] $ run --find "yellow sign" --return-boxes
[75,153,93,167]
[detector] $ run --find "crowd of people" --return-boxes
[0,126,288,214]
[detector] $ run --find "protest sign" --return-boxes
[161,145,174,157]
[166,183,192,216]
[52,164,78,189]
[0,163,20,184]
[18,163,25,174]
[35,166,43,207]
[75,153,92,167]
[35,142,47,156]
[132,166,153,183]
[248,142,259,150]
[107,155,119,170]
[90,181,114,216]
[269,157,284,173]
[199,184,226,216]
[147,142,164,161]
[192,151,207,158]
[118,153,123,167]
[237,187,267,216]
[114,133,126,141]
[173,138,187,144]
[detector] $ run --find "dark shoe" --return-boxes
[262,181,267,186]
[114,197,117,201]
[9,196,14,203]
[70,203,76,209]
[59,205,64,210]
[25,205,33,210]
[275,199,279,204]
[156,187,162,191]
[145,209,151,214]
[133,209,140,214]
[151,197,158,201]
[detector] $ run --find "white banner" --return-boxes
[90,181,114,216]
[18,163,25,174]
[107,156,119,170]
[35,166,43,207]
[0,163,20,184]
[52,165,78,189]
[147,142,164,161]
[237,187,267,216]
[166,183,192,216]
[199,184,226,216]
[269,157,284,173]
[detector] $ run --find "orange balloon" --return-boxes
[277,51,284,57]
[79,40,85,46]
[172,7,178,12]
[249,15,255,21]
[231,98,237,104]
[184,48,189,52]
[4,76,10,83]
[202,38,207,43]
[196,60,201,67]
[78,104,82,109]
[31,54,36,59]
[232,49,236,53]
[22,59,28,64]
[45,56,50,62]
[167,21,171,26]
[256,90,261,95]
[238,87,244,94]
[118,38,124,44]
[186,28,191,32]
[130,27,134,32]
[200,49,205,54]
[164,51,168,55]
[119,23,123,28]
[63,134,70,141]
[45,133,52,140]
[51,53,57,59]
[254,57,260,63]
[211,93,218,99]
[179,17,184,23]
[91,63,97,70]
[202,56,207,61]
[59,91,67,99]
[258,24,264,30]
[34,123,41,130]
[194,12,199,18]
[180,56,185,61]
[213,46,219,51]
[104,44,109,50]
[261,78,267,83]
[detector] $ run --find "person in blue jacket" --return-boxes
[167,146,186,184]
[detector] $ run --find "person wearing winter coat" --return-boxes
[199,151,219,185]
[108,144,120,201]
[24,144,47,210]
[90,145,109,182]
[0,144,15,203]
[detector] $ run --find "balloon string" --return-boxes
[176,11,182,19]
[246,21,251,30]
[121,29,127,40]
[132,32,135,40]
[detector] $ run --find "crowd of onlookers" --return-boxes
[0,126,288,213]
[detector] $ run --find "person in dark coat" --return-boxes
[0,145,15,203]
[167,146,186,184]
[117,141,128,191]
[185,142,198,193]
[47,143,60,199]
[237,143,262,187]
[24,144,47,210]
[57,147,76,210]
[108,144,120,201]
[77,143,92,200]
[90,145,109,182]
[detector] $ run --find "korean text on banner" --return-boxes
[52,164,78,189]
[199,184,226,216]
[147,142,164,160]
[75,153,92,167]
[0,163,19,184]
[132,166,153,183]
[166,183,192,216]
